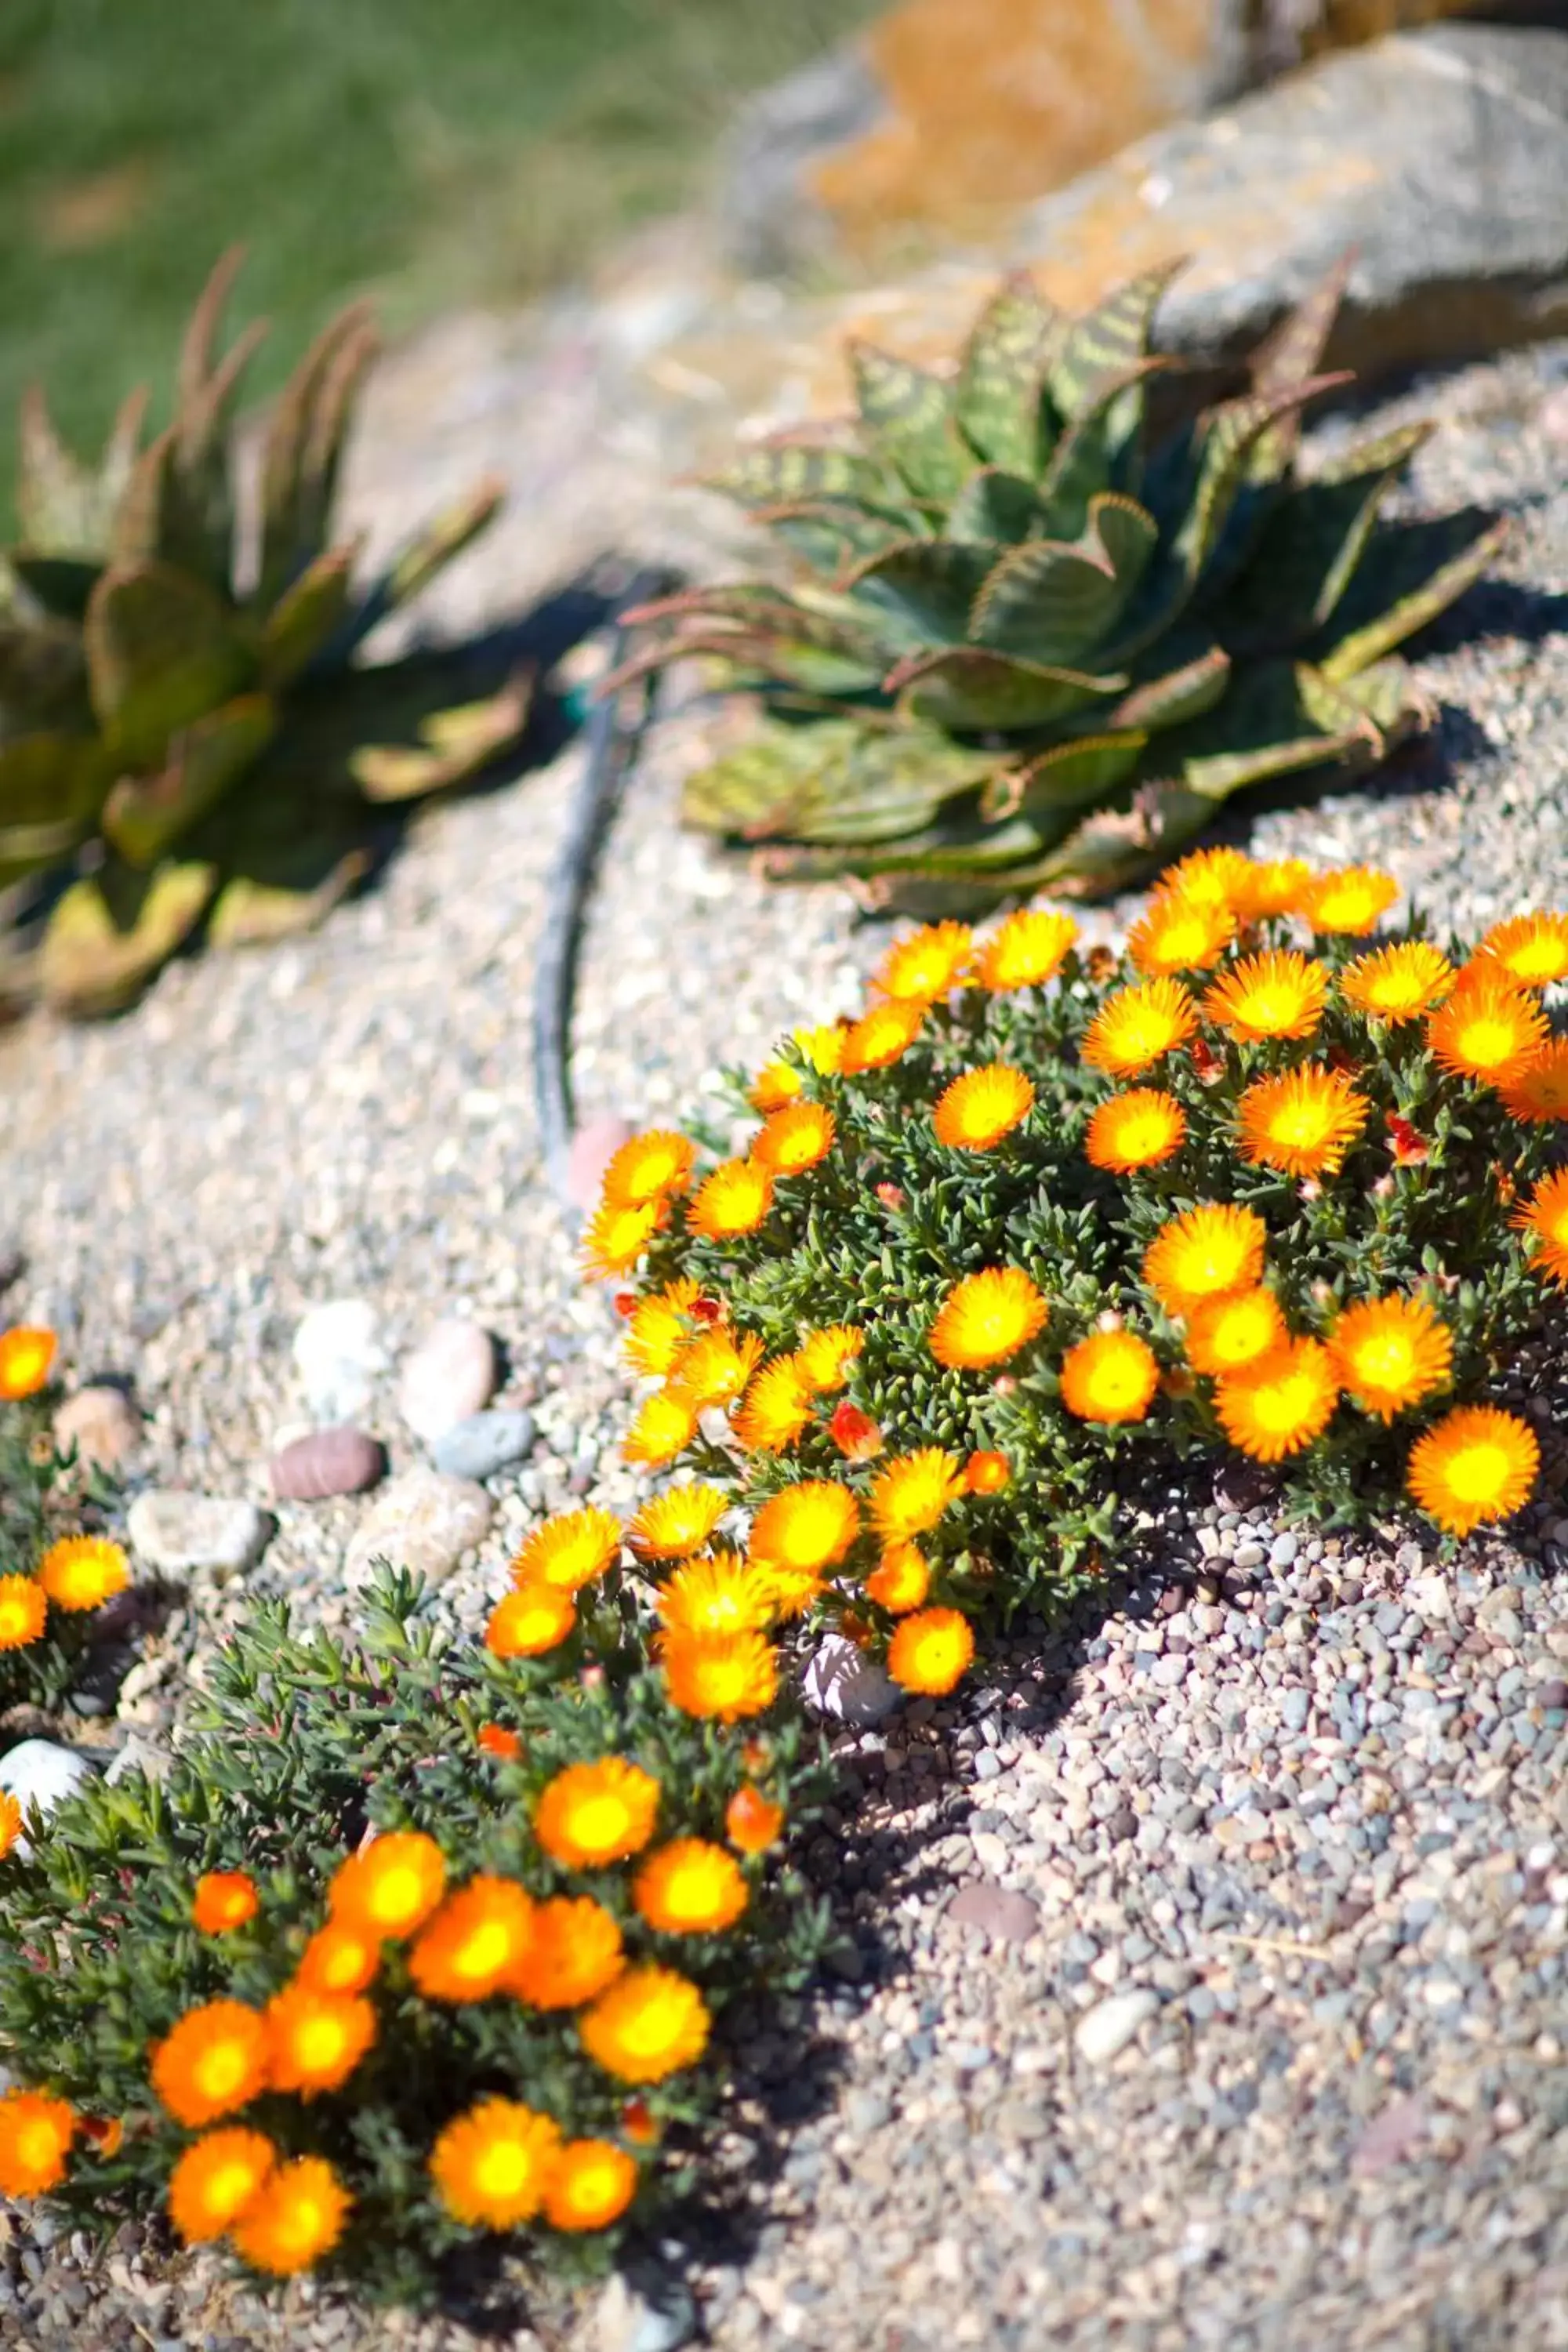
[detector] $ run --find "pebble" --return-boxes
[342,1468,494,1589]
[51,1385,140,1472]
[1074,1989,1161,2065]
[428,1406,536,1481]
[397,1316,500,1443]
[104,1732,170,1788]
[125,1491,272,1577]
[596,2270,698,2352]
[801,1635,901,1727]
[0,1740,96,1857]
[270,1427,387,1501]
[292,1299,387,1425]
[947,1882,1041,1944]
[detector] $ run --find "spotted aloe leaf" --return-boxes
[683,719,993,847]
[627,257,1498,906]
[39,858,216,1016]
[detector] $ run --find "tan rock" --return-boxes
[53,1385,140,1473]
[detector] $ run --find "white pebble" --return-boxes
[1074,1987,1160,2065]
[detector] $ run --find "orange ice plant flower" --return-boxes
[408,1876,536,2003]
[1126,891,1236,977]
[1203,950,1327,1042]
[622,1387,701,1468]
[929,1267,1047,1370]
[1083,1088,1185,1173]
[508,1895,625,2009]
[582,1198,662,1281]
[1214,1339,1339,1462]
[1182,1288,1285,1377]
[795,1324,864,1392]
[687,1158,775,1242]
[0,1575,46,1652]
[35,1534,129,1613]
[873,920,973,1004]
[865,1541,931,1613]
[231,2155,350,2275]
[841,1000,924,1072]
[1236,1066,1370,1180]
[1080,978,1197,1077]
[749,1481,860,1575]
[599,1129,695,1208]
[535,1759,659,1870]
[1475,910,1568,988]
[887,1606,975,1695]
[295,1922,380,1998]
[151,2000,270,2128]
[932,1063,1035,1152]
[265,1984,376,2096]
[726,1784,786,1855]
[1406,1405,1539,1537]
[192,1871,260,1935]
[488,1584,575,1658]
[1059,1329,1160,1425]
[870,1448,963,1540]
[1143,1204,1267,1317]
[0,1328,56,1401]
[1328,1296,1453,1422]
[168,2127,278,2245]
[627,1483,729,1560]
[512,1507,622,1592]
[668,1327,764,1410]
[1427,975,1548,1083]
[1514,1167,1568,1284]
[1298,866,1399,935]
[1499,1037,1568,1122]
[753,1102,835,1176]
[544,2140,639,2232]
[0,2089,75,2198]
[328,1831,446,1942]
[633,1838,749,1935]
[579,1965,711,2084]
[661,1629,778,1721]
[732,1356,815,1454]
[975,906,1078,992]
[1339,941,1456,1024]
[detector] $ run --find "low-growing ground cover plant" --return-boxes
[0,1559,831,2305]
[0,1323,132,1719]
[588,848,1568,1699]
[616,263,1502,911]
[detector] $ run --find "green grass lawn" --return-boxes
[0,0,876,517]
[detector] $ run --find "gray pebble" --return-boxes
[429,1406,537,1480]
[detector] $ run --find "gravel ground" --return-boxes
[1,333,1567,2351]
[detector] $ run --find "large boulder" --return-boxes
[719,0,1480,274]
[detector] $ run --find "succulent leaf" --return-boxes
[953,275,1059,474]
[100,694,277,868]
[1319,516,1507,684]
[942,466,1048,549]
[207,851,370,948]
[260,548,357,687]
[0,615,89,730]
[846,539,994,648]
[39,859,216,1016]
[1102,641,1230,735]
[848,341,970,505]
[83,561,252,769]
[1046,263,1181,425]
[256,304,378,608]
[890,647,1124,733]
[6,555,103,626]
[683,719,992,846]
[0,737,107,886]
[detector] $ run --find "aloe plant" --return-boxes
[615,259,1501,913]
[0,252,527,1014]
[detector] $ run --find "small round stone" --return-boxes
[270,1427,387,1501]
[1074,1988,1160,2065]
[52,1385,140,1473]
[429,1406,536,1481]
[398,1317,499,1443]
[0,1740,97,1859]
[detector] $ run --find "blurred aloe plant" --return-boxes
[616,260,1501,913]
[0,251,526,1014]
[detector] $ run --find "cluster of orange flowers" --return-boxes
[589,850,1568,1643]
[0,1712,791,2267]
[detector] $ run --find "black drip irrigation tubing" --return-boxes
[533,568,676,1221]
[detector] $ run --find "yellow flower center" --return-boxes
[475,2141,531,2198]
[1444,1440,1511,1504]
[456,1922,514,1979]
[1457,1013,1521,1066]
[207,2159,260,2217]
[571,1798,630,1852]
[296,2016,349,2072]
[195,2043,249,2100]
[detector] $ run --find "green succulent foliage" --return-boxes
[0,1570,835,2307]
[0,251,526,1015]
[620,260,1503,913]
